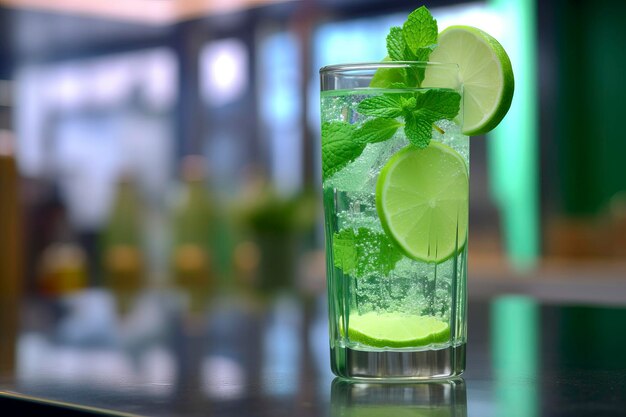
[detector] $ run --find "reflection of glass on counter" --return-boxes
[331,378,467,417]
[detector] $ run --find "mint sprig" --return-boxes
[405,89,461,148]
[386,27,406,61]
[381,6,439,87]
[402,7,438,57]
[322,88,460,178]
[321,6,462,181]
[357,88,460,149]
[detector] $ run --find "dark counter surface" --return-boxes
[2,282,626,416]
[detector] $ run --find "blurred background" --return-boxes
[1,0,626,415]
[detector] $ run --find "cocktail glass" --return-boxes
[320,62,467,380]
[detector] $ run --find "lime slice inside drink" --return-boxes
[376,142,468,263]
[347,312,450,348]
[423,25,514,135]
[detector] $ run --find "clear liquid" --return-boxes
[321,89,468,357]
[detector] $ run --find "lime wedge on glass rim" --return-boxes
[376,141,468,263]
[346,312,450,348]
[423,25,515,135]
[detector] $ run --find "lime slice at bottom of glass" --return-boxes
[346,312,450,348]
[376,142,468,263]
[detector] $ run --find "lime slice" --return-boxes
[347,312,450,348]
[376,142,468,263]
[423,25,514,135]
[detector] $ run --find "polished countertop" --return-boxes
[2,286,626,416]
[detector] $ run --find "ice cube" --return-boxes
[328,133,406,193]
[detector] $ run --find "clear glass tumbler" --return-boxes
[320,62,467,380]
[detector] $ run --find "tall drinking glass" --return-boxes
[320,62,467,380]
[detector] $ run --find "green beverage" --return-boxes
[320,6,514,380]
[321,76,468,379]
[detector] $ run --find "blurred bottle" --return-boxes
[0,129,22,375]
[232,240,260,298]
[102,175,145,313]
[171,156,215,312]
[38,243,88,296]
[36,188,88,296]
[238,180,316,297]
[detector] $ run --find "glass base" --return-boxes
[330,343,466,381]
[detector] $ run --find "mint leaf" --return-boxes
[404,112,433,148]
[333,229,358,274]
[402,6,438,56]
[414,89,461,119]
[375,7,438,88]
[332,229,358,274]
[354,118,402,144]
[399,96,416,112]
[404,89,461,148]
[321,121,364,181]
[410,47,435,86]
[415,47,434,61]
[357,95,403,118]
[333,228,402,277]
[386,26,406,61]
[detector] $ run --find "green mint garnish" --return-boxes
[386,6,438,64]
[333,227,402,277]
[402,6,438,57]
[404,89,461,148]
[321,121,364,181]
[404,113,432,148]
[399,96,417,111]
[332,229,358,274]
[354,118,402,144]
[357,95,405,118]
[357,92,416,117]
[321,6,463,181]
[386,26,406,61]
[357,88,460,149]
[415,88,462,117]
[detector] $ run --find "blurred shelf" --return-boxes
[470,258,626,306]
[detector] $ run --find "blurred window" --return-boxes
[257,31,301,195]
[200,39,249,108]
[199,38,252,198]
[15,48,177,229]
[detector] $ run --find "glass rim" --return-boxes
[319,61,459,75]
